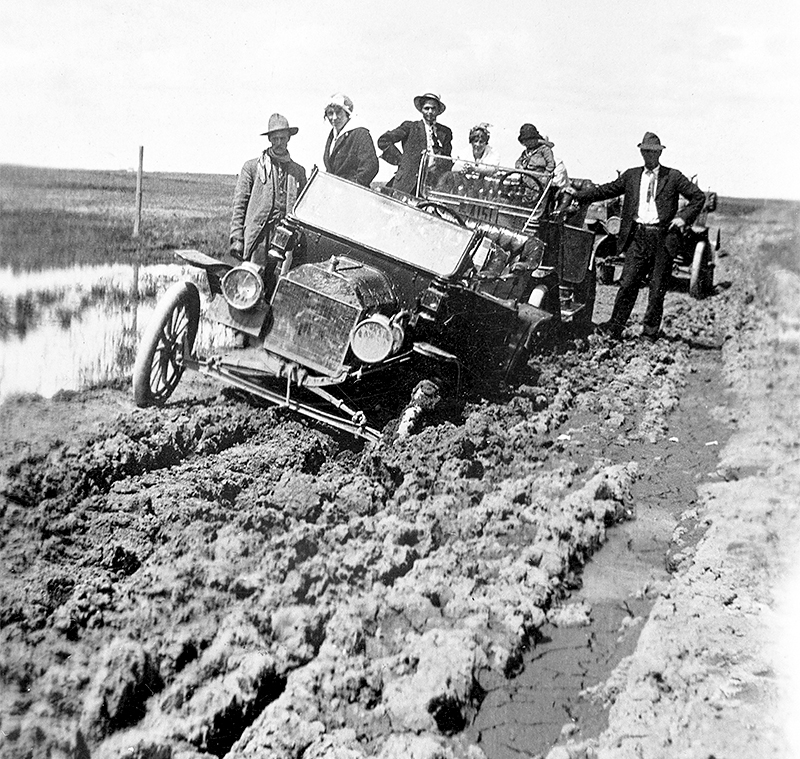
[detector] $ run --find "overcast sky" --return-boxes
[2,0,798,200]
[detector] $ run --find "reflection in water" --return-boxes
[0,264,234,402]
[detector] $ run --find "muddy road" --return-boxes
[2,198,799,759]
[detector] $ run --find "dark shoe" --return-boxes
[640,331,660,343]
[595,321,623,339]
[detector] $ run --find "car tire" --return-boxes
[571,264,597,336]
[132,281,200,407]
[689,241,710,299]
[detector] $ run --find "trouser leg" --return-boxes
[642,228,677,336]
[609,229,650,331]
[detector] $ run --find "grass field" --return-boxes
[0,164,236,271]
[1,164,789,275]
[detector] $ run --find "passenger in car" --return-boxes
[515,123,556,175]
[322,93,379,187]
[377,92,453,196]
[230,114,307,266]
[452,123,501,172]
[512,123,559,220]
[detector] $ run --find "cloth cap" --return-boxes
[638,132,665,151]
[413,92,446,115]
[261,113,299,136]
[324,93,354,117]
[518,123,553,147]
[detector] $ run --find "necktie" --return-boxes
[646,170,656,203]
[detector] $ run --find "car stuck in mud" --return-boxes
[3,155,798,759]
[132,166,597,440]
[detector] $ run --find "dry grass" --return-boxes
[0,164,236,271]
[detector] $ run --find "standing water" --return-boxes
[0,264,230,402]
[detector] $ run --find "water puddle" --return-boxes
[0,264,232,402]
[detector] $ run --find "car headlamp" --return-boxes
[605,216,622,236]
[350,314,405,364]
[221,262,264,311]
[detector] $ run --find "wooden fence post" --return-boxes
[133,146,144,238]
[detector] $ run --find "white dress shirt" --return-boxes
[424,122,437,168]
[636,166,660,224]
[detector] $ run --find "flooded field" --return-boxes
[0,164,239,401]
[0,264,231,402]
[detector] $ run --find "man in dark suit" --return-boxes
[575,132,706,341]
[377,92,452,196]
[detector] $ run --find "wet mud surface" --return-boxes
[469,350,732,758]
[2,199,799,759]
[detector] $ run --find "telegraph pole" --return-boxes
[132,146,144,303]
[133,146,144,238]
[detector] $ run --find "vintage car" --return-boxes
[132,165,596,441]
[586,179,720,299]
[410,151,597,331]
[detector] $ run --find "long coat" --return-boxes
[377,119,452,195]
[230,153,307,259]
[576,165,706,251]
[323,124,379,187]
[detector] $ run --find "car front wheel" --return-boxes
[132,281,200,407]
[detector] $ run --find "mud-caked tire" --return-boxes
[570,265,597,337]
[133,281,200,407]
[689,241,713,299]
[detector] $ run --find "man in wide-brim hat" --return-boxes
[574,131,706,342]
[377,92,452,195]
[230,113,306,270]
[259,112,299,137]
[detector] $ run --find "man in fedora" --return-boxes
[574,131,706,342]
[230,113,307,264]
[377,92,452,196]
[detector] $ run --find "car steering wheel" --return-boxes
[496,171,545,200]
[416,201,467,227]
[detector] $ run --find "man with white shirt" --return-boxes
[377,92,453,196]
[574,132,706,341]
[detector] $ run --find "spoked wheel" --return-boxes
[133,281,201,407]
[689,241,712,299]
[416,201,467,227]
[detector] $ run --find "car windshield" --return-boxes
[291,171,476,277]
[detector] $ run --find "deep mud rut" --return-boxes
[2,199,799,759]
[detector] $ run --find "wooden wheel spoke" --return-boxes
[168,308,189,338]
[133,283,199,407]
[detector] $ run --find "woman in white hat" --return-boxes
[322,93,379,187]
